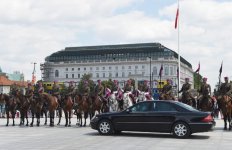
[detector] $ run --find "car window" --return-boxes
[131,102,152,112]
[153,102,177,112]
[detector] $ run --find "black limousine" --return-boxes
[90,100,214,138]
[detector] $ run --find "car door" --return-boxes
[113,101,153,132]
[146,101,178,132]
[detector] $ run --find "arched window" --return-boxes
[55,70,59,77]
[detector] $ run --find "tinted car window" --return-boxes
[175,102,199,112]
[131,102,152,112]
[153,102,177,112]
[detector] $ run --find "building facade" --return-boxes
[41,43,194,90]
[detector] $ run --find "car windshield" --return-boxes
[175,102,199,112]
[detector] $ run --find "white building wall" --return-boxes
[42,57,193,88]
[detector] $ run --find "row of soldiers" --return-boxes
[9,76,231,106]
[9,79,150,104]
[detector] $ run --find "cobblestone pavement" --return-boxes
[0,117,231,150]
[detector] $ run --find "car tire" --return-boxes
[172,122,190,138]
[98,120,113,135]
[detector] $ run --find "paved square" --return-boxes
[0,117,231,150]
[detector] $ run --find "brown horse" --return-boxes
[217,95,232,130]
[0,94,17,126]
[81,95,89,126]
[92,95,103,114]
[57,94,73,127]
[30,95,46,126]
[197,96,213,112]
[16,92,30,126]
[74,94,83,126]
[180,92,196,108]
[41,93,58,127]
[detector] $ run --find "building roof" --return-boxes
[0,75,27,87]
[45,43,192,68]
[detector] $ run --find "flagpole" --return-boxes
[177,0,180,98]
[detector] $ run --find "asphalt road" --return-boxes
[0,117,231,150]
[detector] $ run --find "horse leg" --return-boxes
[6,111,9,126]
[26,111,29,126]
[36,112,40,126]
[84,112,88,127]
[57,108,62,125]
[30,112,34,127]
[64,111,68,127]
[44,110,47,125]
[68,110,71,127]
[50,111,54,127]
[12,111,15,126]
[228,115,232,131]
[224,114,228,130]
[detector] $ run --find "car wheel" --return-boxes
[98,120,113,135]
[172,122,190,138]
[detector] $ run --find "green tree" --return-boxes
[78,73,95,95]
[194,72,202,90]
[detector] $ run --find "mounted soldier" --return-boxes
[219,77,232,98]
[67,81,76,104]
[178,78,196,107]
[123,79,135,104]
[52,81,61,106]
[198,77,212,109]
[161,79,175,100]
[140,80,152,101]
[10,82,20,98]
[95,80,104,101]
[83,80,90,101]
[25,83,34,101]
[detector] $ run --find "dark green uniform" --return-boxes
[219,82,232,97]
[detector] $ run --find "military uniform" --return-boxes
[179,82,196,106]
[25,85,34,100]
[219,82,232,97]
[162,83,175,100]
[198,82,211,108]
[83,85,90,97]
[10,83,20,97]
[95,84,104,97]
[52,83,61,107]
[67,85,76,96]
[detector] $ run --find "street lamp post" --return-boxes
[149,57,152,88]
